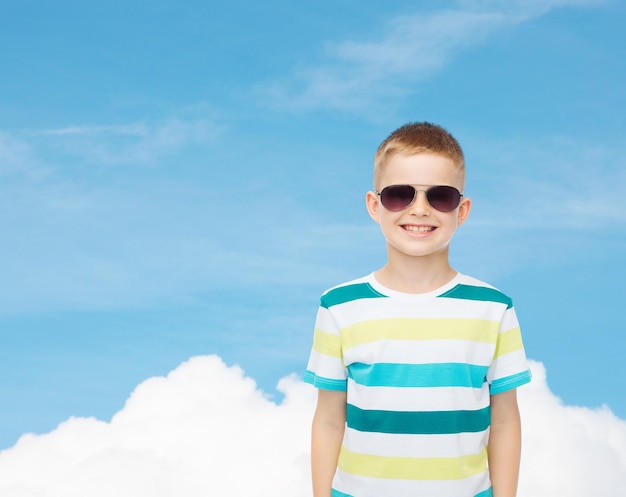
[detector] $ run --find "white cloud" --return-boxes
[0,132,50,179]
[0,356,315,497]
[468,135,626,229]
[0,132,31,174]
[259,0,606,114]
[0,355,624,496]
[458,0,607,18]
[0,176,373,312]
[259,10,507,115]
[518,361,626,496]
[30,116,224,166]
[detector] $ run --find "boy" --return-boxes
[304,122,531,497]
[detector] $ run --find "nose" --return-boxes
[408,190,431,215]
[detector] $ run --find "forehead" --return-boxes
[377,152,465,189]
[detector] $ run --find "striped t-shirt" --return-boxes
[304,272,531,497]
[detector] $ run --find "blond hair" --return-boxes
[374,122,465,188]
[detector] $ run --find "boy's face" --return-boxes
[366,152,471,263]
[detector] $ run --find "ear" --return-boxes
[365,190,381,224]
[457,196,472,227]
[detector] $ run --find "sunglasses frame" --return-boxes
[374,184,463,213]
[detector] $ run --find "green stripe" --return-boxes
[348,362,488,388]
[321,283,387,308]
[347,404,491,435]
[439,284,513,309]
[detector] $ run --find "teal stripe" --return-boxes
[334,484,491,496]
[331,490,352,497]
[490,370,532,395]
[303,370,347,391]
[347,404,491,435]
[321,283,387,308]
[439,284,513,309]
[475,488,493,497]
[348,362,488,388]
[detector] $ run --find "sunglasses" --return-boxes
[375,184,463,212]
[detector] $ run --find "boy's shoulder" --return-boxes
[454,273,501,291]
[319,273,514,309]
[442,273,514,309]
[319,274,380,309]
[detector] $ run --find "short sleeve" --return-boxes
[486,304,532,395]
[303,303,347,391]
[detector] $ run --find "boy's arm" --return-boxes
[311,388,347,497]
[488,388,522,497]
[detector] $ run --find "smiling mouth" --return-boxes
[403,225,435,233]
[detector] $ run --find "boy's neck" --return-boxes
[374,253,457,294]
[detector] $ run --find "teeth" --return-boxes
[405,225,433,232]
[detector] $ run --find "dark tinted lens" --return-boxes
[380,185,416,211]
[425,186,461,212]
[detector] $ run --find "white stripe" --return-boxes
[347,380,491,412]
[306,350,346,381]
[487,349,529,384]
[500,307,520,331]
[333,468,491,497]
[343,339,496,368]
[315,306,342,333]
[458,274,496,288]
[342,428,490,458]
[322,275,370,294]
[333,297,509,324]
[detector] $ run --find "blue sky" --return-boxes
[1,0,625,452]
